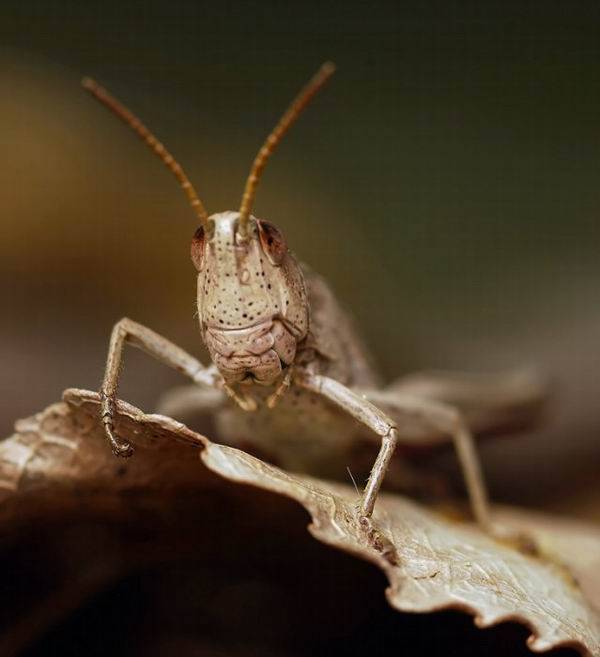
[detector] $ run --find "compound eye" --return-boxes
[257,220,287,265]
[190,226,205,271]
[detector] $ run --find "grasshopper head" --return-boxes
[191,211,308,385]
[83,63,335,387]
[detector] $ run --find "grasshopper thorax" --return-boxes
[192,211,309,386]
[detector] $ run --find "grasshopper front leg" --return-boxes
[296,371,399,519]
[101,317,218,456]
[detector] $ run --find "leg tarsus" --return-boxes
[357,514,399,565]
[100,393,134,457]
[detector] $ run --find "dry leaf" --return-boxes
[0,389,599,656]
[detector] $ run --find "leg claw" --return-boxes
[110,438,134,458]
[357,514,398,565]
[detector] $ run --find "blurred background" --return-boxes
[1,2,599,513]
[2,3,600,656]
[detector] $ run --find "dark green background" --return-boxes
[1,1,599,506]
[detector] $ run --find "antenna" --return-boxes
[82,77,209,227]
[238,61,336,237]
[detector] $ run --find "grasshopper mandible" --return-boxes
[83,63,544,531]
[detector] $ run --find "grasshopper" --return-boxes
[83,63,544,532]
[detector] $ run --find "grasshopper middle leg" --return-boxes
[297,371,493,531]
[361,389,493,531]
